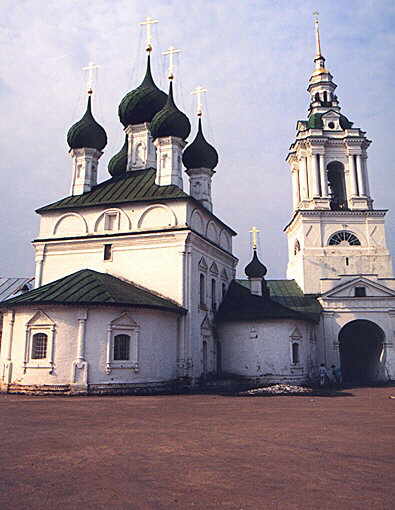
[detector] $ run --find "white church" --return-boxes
[1,18,394,394]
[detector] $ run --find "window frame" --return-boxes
[104,211,119,231]
[24,312,56,373]
[106,313,140,373]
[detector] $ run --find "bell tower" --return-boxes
[285,15,393,294]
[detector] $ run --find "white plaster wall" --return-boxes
[0,305,180,387]
[38,232,188,304]
[218,319,313,381]
[286,212,393,294]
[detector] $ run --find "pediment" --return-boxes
[201,314,212,332]
[210,262,219,275]
[110,311,139,328]
[27,310,55,327]
[199,257,208,271]
[321,110,340,119]
[290,327,303,339]
[321,277,395,299]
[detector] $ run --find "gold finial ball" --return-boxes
[87,88,93,95]
[146,44,152,53]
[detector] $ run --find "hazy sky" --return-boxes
[0,0,394,279]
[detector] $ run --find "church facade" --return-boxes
[1,20,394,394]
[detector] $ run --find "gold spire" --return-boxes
[140,16,158,53]
[249,226,261,250]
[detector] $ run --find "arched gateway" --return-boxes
[339,320,385,384]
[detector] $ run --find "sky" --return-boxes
[0,0,394,279]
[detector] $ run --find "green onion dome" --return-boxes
[108,136,128,177]
[118,55,167,127]
[67,95,107,151]
[307,112,353,130]
[245,250,267,278]
[150,81,191,140]
[182,118,218,170]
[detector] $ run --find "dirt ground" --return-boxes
[0,386,394,510]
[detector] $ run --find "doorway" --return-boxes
[339,320,385,384]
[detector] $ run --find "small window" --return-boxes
[200,274,206,307]
[104,244,112,261]
[211,278,216,311]
[104,212,118,231]
[292,342,299,364]
[345,257,349,266]
[294,240,301,255]
[222,283,226,299]
[113,334,130,361]
[354,287,366,297]
[31,333,48,359]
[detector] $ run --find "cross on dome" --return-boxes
[140,16,158,53]
[191,86,208,117]
[82,62,99,95]
[249,226,261,250]
[162,46,181,80]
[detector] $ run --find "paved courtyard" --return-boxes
[0,386,394,509]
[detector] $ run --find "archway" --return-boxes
[327,161,348,210]
[339,320,385,384]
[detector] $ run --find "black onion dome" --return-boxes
[108,136,128,177]
[67,95,107,151]
[245,250,267,278]
[150,81,191,140]
[118,55,167,127]
[182,118,218,170]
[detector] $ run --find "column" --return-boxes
[76,313,87,362]
[312,154,321,197]
[319,154,328,196]
[299,156,309,200]
[348,155,358,196]
[356,155,365,196]
[291,168,300,209]
[362,156,370,198]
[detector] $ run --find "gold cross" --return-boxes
[191,86,207,117]
[249,226,260,250]
[139,16,158,53]
[82,62,99,94]
[162,46,181,80]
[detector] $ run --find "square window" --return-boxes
[104,213,118,231]
[354,287,366,297]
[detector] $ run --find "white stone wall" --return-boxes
[217,319,315,383]
[286,211,393,294]
[0,305,180,388]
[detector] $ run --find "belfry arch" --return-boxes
[338,320,385,384]
[327,161,348,210]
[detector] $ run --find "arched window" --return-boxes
[328,231,361,246]
[200,274,206,307]
[327,161,348,210]
[294,240,301,255]
[211,279,216,311]
[291,342,299,364]
[31,333,48,359]
[113,334,130,361]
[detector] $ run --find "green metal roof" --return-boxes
[216,280,319,323]
[37,168,188,213]
[1,269,185,313]
[236,279,321,321]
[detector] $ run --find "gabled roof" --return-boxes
[1,269,185,314]
[320,276,395,299]
[216,280,319,323]
[37,168,188,213]
[0,277,34,302]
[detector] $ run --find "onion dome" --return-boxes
[182,117,218,170]
[67,95,107,151]
[245,249,267,278]
[150,81,191,140]
[307,112,353,130]
[108,136,128,177]
[118,55,167,127]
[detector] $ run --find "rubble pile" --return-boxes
[240,384,312,396]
